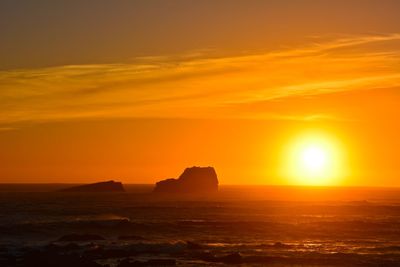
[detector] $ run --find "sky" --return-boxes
[1,0,400,185]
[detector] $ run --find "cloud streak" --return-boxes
[1,34,400,125]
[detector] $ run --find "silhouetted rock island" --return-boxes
[154,166,218,193]
[59,180,125,192]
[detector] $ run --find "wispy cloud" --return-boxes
[1,34,400,125]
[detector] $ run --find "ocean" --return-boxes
[1,184,400,266]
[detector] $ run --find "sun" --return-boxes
[301,146,327,173]
[281,131,346,185]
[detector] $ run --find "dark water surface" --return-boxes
[1,185,400,266]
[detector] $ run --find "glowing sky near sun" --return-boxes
[1,0,400,185]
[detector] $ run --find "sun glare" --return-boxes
[301,146,327,172]
[281,131,346,186]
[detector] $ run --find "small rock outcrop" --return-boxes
[59,180,125,193]
[153,167,218,193]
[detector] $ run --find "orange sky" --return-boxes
[1,1,400,185]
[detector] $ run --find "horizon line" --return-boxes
[1,182,399,189]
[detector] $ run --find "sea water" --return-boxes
[1,184,400,266]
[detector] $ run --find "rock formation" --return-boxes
[59,180,125,193]
[153,166,218,193]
